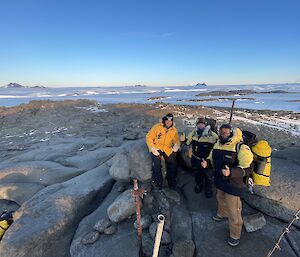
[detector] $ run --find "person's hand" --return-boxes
[222,165,230,176]
[151,147,160,156]
[172,144,179,153]
[201,159,208,168]
[188,147,193,158]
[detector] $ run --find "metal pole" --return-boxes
[152,214,165,257]
[133,179,145,257]
[229,100,235,125]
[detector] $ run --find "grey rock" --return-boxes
[0,161,82,186]
[242,157,300,227]
[107,189,141,223]
[149,222,171,245]
[0,182,44,205]
[243,213,266,232]
[142,232,154,257]
[134,215,152,229]
[81,231,100,245]
[93,218,111,233]
[70,185,121,257]
[171,203,193,242]
[143,193,155,209]
[153,191,170,211]
[179,144,192,168]
[109,152,130,182]
[103,225,117,235]
[162,188,181,202]
[63,147,116,171]
[128,142,152,182]
[0,164,114,257]
[172,239,195,257]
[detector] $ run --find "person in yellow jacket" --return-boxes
[146,113,180,190]
[186,117,218,197]
[201,124,253,247]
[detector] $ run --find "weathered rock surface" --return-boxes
[242,157,300,226]
[93,218,112,233]
[0,161,82,186]
[172,239,195,257]
[63,147,116,171]
[0,182,44,205]
[134,214,152,229]
[109,140,152,182]
[0,164,114,257]
[243,213,266,232]
[107,189,141,223]
[109,152,130,181]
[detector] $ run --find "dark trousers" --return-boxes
[151,152,177,188]
[191,156,212,192]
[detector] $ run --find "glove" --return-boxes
[172,144,179,153]
[151,147,160,156]
[188,147,193,158]
[201,159,208,168]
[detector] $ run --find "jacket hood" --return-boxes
[222,128,243,145]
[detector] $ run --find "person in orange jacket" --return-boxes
[146,113,180,190]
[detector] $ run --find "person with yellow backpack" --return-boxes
[201,124,253,247]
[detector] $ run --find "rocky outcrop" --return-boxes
[0,182,44,205]
[242,157,300,226]
[0,161,83,186]
[0,164,114,257]
[109,140,152,182]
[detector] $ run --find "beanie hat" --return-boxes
[220,124,232,131]
[196,117,206,125]
[162,113,174,123]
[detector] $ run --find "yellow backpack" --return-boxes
[0,211,14,240]
[241,131,272,187]
[251,140,272,186]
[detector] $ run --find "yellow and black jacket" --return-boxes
[209,128,253,196]
[146,123,179,156]
[186,125,218,159]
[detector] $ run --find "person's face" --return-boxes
[165,119,173,128]
[197,123,206,129]
[219,128,231,139]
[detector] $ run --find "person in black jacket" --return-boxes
[186,117,218,197]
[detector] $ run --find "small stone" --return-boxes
[81,231,100,244]
[117,184,127,192]
[104,225,117,235]
[93,218,112,233]
[243,213,266,232]
[143,193,155,207]
[172,239,195,257]
[162,188,180,202]
[134,215,152,229]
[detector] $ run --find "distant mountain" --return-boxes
[31,85,46,88]
[2,83,26,88]
[194,83,207,87]
[1,83,46,89]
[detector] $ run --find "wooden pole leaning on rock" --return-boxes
[152,214,165,257]
[132,179,146,257]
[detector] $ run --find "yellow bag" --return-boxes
[0,220,10,240]
[251,140,272,186]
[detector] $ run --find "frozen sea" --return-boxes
[0,84,300,112]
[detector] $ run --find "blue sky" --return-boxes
[0,0,299,87]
